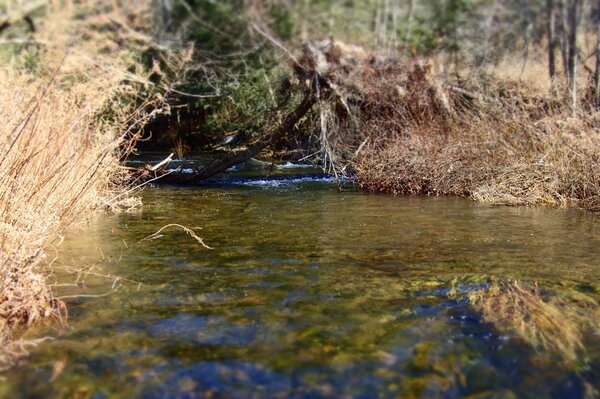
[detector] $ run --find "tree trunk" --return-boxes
[391,0,399,49]
[547,0,557,80]
[520,22,533,80]
[403,0,415,55]
[567,0,577,83]
[152,0,171,27]
[381,0,390,47]
[567,0,581,114]
[558,0,570,78]
[374,0,382,46]
[328,3,334,38]
[482,0,498,67]
[595,1,600,108]
[300,0,310,42]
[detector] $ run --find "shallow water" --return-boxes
[4,168,600,398]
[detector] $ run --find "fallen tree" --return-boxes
[144,39,457,183]
[149,90,317,184]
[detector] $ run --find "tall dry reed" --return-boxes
[0,1,171,368]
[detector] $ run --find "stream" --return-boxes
[3,162,600,398]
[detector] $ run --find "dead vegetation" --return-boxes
[281,39,600,211]
[352,92,600,210]
[0,1,178,368]
[468,279,600,363]
[145,37,600,212]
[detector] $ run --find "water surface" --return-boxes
[4,171,600,398]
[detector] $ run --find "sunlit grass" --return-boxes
[0,1,168,368]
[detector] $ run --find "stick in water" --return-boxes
[141,224,212,249]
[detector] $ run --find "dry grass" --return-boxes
[0,1,173,368]
[342,53,600,211]
[354,106,600,210]
[468,279,600,362]
[290,41,600,211]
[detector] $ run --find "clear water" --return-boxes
[4,169,600,398]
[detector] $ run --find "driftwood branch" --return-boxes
[148,153,173,171]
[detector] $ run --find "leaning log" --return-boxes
[154,91,317,184]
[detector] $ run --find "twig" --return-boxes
[141,224,212,249]
[149,153,174,171]
[0,38,49,45]
[59,292,115,300]
[167,87,222,98]
[250,22,304,71]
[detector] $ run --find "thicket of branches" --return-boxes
[140,0,600,156]
[145,0,600,210]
